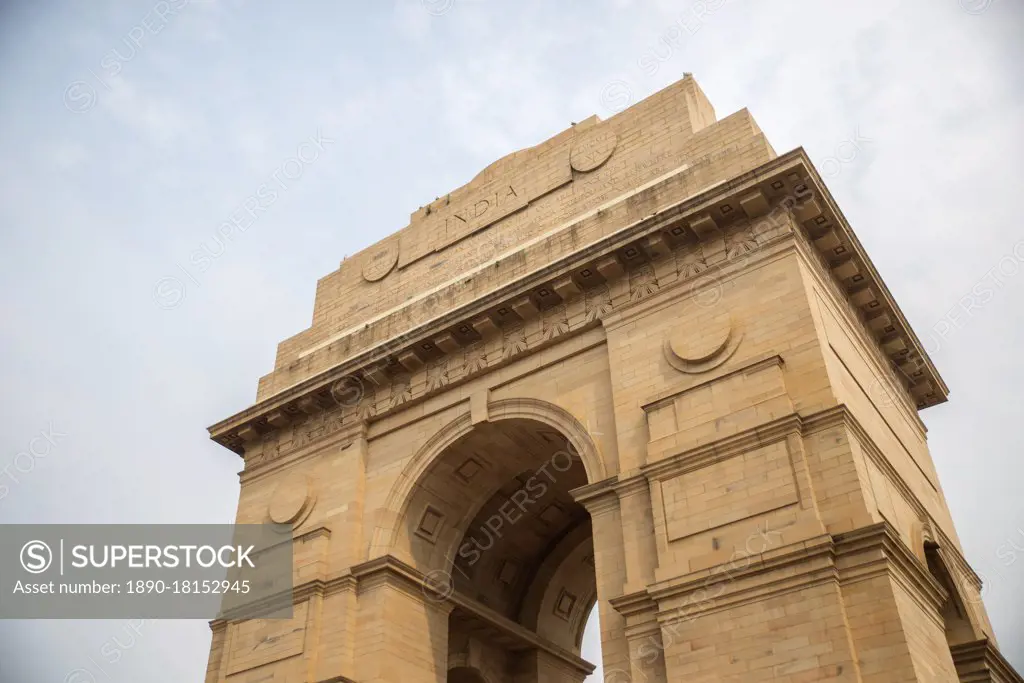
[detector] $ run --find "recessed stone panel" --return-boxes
[645,356,792,459]
[226,601,308,675]
[498,560,519,585]
[415,505,445,543]
[539,504,565,527]
[661,440,799,543]
[554,588,577,620]
[454,457,483,484]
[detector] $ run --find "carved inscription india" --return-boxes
[442,183,521,246]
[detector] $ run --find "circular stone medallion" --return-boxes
[570,128,618,173]
[361,240,399,282]
[268,473,316,526]
[668,312,732,364]
[664,310,742,374]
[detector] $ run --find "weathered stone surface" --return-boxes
[204,76,1018,683]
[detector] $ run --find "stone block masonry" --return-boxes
[204,75,1021,683]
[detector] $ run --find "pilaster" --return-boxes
[572,479,631,679]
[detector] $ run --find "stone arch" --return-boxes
[365,397,602,680]
[516,521,598,652]
[370,396,606,559]
[924,540,984,647]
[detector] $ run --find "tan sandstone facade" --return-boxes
[204,76,1022,682]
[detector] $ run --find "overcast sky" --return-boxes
[1,1,1022,681]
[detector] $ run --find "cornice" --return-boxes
[570,475,620,514]
[612,522,956,637]
[205,561,372,629]
[614,472,652,498]
[799,158,948,402]
[833,521,949,624]
[209,148,946,456]
[846,405,940,499]
[349,553,429,599]
[215,584,304,623]
[608,588,658,619]
[642,411,804,483]
[950,639,1024,683]
[239,426,361,485]
[646,535,839,623]
[792,233,926,429]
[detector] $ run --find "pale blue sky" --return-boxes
[1,1,1022,681]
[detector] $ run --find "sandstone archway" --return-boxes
[372,397,607,559]
[390,410,600,682]
[205,75,1019,683]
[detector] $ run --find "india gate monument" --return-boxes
[203,76,1022,682]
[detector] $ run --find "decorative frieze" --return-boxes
[426,358,450,393]
[801,230,921,411]
[389,375,412,409]
[584,284,613,322]
[502,323,528,360]
[542,304,569,341]
[675,247,707,279]
[242,217,791,472]
[214,154,949,463]
[725,224,758,259]
[628,264,659,302]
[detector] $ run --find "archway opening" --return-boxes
[397,416,600,682]
[924,542,976,648]
[581,604,604,681]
